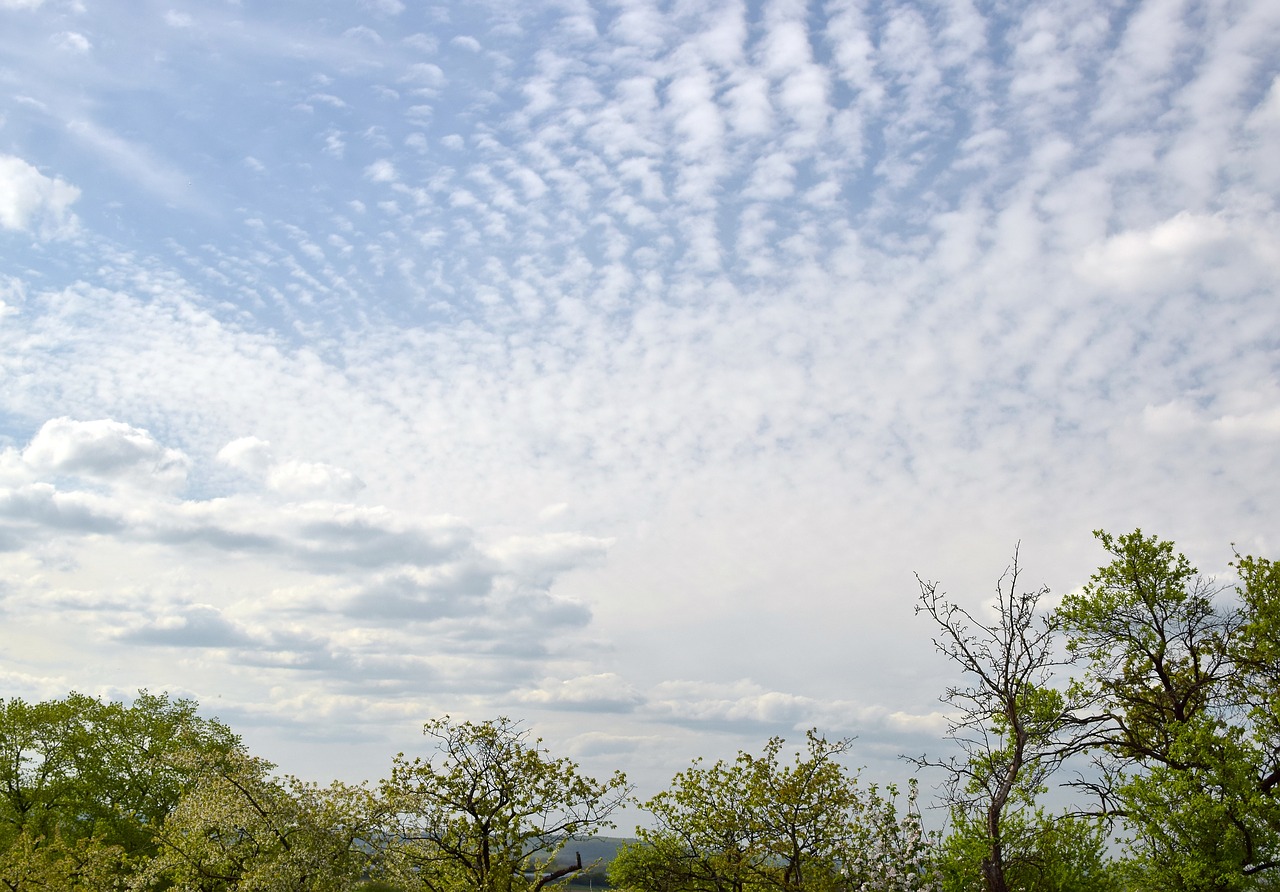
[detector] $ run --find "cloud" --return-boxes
[216,436,275,475]
[22,418,189,490]
[1,0,1278,804]
[217,438,364,499]
[0,275,24,319]
[360,0,404,15]
[53,31,91,53]
[266,461,365,500]
[1143,397,1280,440]
[517,673,644,711]
[1212,408,1280,438]
[0,155,80,238]
[1075,211,1234,292]
[487,533,613,586]
[365,159,397,182]
[118,603,252,648]
[0,484,123,536]
[65,120,194,208]
[517,670,645,711]
[342,563,494,620]
[161,501,469,572]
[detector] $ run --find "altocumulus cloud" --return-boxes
[0,0,1277,802]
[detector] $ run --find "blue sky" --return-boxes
[2,0,1279,817]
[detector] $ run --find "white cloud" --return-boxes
[365,159,397,182]
[0,155,80,238]
[0,275,24,319]
[22,418,189,491]
[518,673,644,711]
[53,31,92,53]
[1075,211,1234,291]
[360,0,404,15]
[266,460,366,500]
[216,436,275,475]
[1,0,1278,804]
[119,603,251,647]
[1143,400,1202,435]
[1213,409,1280,438]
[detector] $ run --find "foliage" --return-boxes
[0,689,241,882]
[613,731,938,892]
[911,548,1077,892]
[0,828,129,891]
[378,715,630,892]
[843,778,938,892]
[5,529,1279,892]
[139,747,380,892]
[1057,529,1280,891]
[934,808,1116,892]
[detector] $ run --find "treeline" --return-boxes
[0,705,629,891]
[1,529,1277,891]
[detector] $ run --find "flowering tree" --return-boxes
[141,749,379,892]
[611,731,939,892]
[843,779,939,892]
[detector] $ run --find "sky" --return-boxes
[1,0,1279,825]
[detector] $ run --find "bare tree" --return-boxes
[909,546,1077,892]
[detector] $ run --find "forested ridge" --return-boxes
[3,529,1278,891]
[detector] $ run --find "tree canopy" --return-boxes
[380,715,631,892]
[1,527,1276,892]
[611,731,937,892]
[1057,530,1280,891]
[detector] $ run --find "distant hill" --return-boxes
[549,836,633,888]
[558,835,631,865]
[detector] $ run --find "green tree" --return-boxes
[140,748,380,892]
[71,691,243,857]
[609,834,698,892]
[613,732,937,892]
[934,809,1115,892]
[0,694,90,848]
[1230,552,1280,800]
[0,691,241,871]
[1057,529,1280,890]
[0,828,129,892]
[378,716,630,892]
[912,548,1078,892]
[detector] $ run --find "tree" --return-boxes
[612,731,937,892]
[0,691,241,866]
[1057,529,1280,891]
[610,834,699,892]
[911,547,1079,892]
[1229,551,1280,800]
[0,694,90,849]
[0,827,129,892]
[140,748,380,892]
[934,809,1115,892]
[70,691,243,857]
[378,716,630,892]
